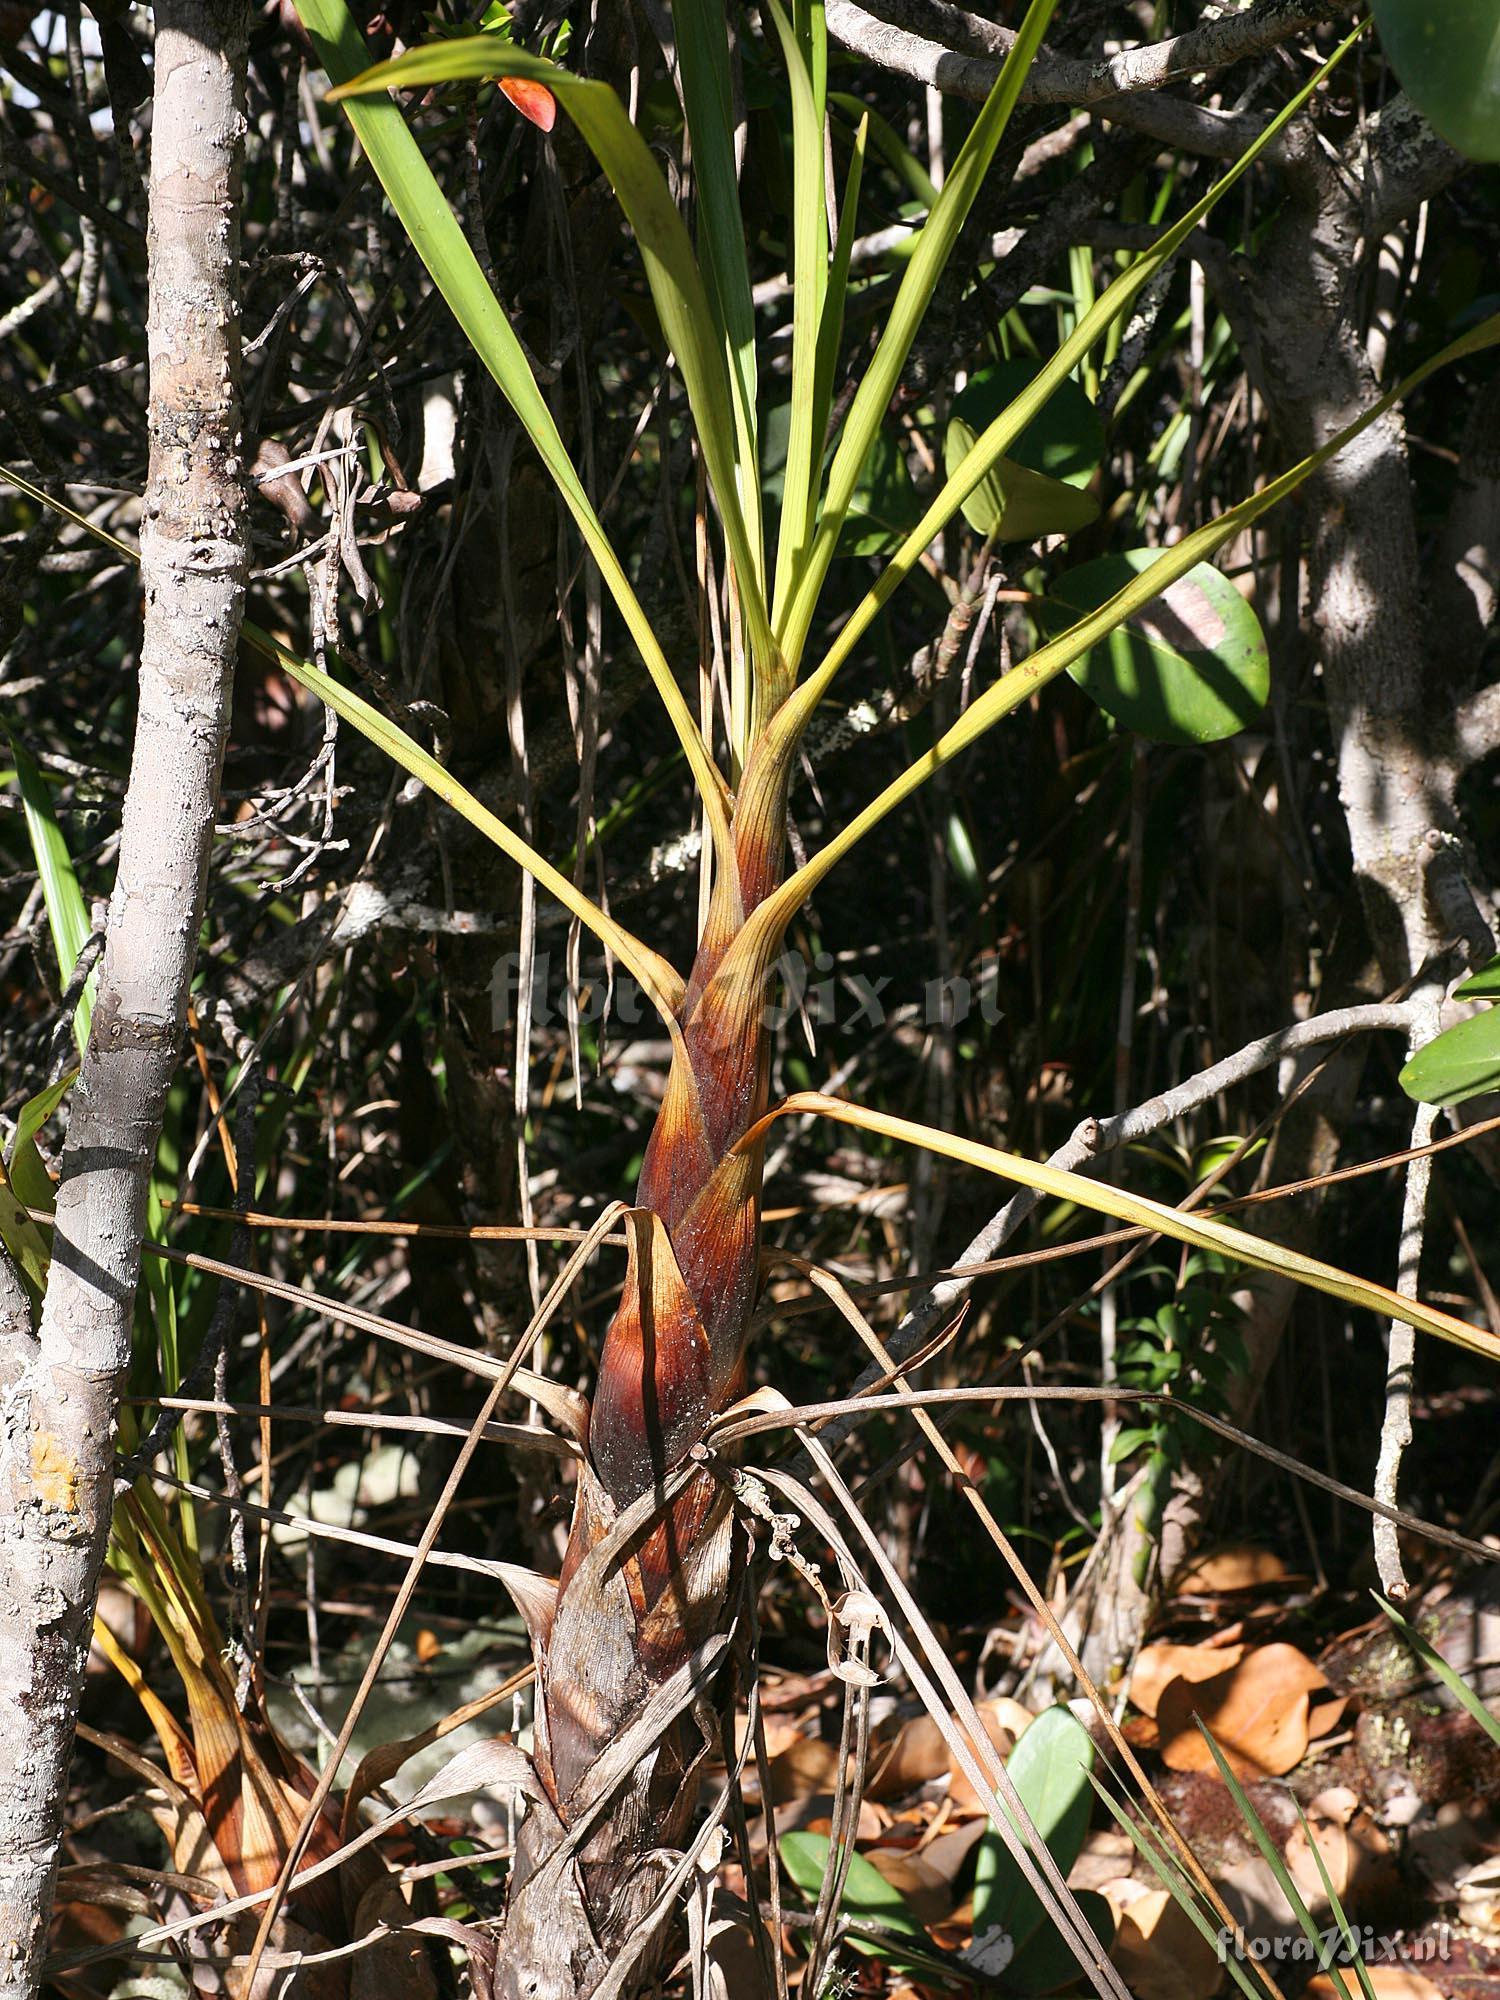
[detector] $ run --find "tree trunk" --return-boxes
[0,3,250,1985]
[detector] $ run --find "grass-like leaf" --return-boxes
[1195,1725,1361,2000]
[673,0,763,597]
[750,308,1500,930]
[768,0,829,635]
[785,20,1369,731]
[1088,1776,1272,2000]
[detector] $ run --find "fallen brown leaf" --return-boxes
[866,1713,950,1800]
[864,1847,956,1926]
[767,1733,845,1804]
[948,1698,1034,1813]
[1132,1639,1249,1719]
[1157,1643,1330,1778]
[1172,1547,1291,1594]
[1305,1970,1443,2000]
[1105,1883,1223,2000]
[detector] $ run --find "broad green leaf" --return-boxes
[1046,552,1269,744]
[777,0,1062,665]
[778,1829,929,1965]
[1006,1890,1115,1994]
[950,361,1105,491]
[944,431,1100,542]
[9,736,94,1050]
[325,28,780,705]
[1456,953,1500,998]
[1374,1591,1500,1747]
[973,1706,1096,1954]
[1399,1006,1500,1107]
[0,1157,49,1308]
[1369,0,1500,162]
[291,0,733,863]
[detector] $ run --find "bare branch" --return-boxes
[1373,1016,1442,1598]
[822,0,1324,157]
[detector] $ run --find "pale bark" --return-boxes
[0,2,249,1987]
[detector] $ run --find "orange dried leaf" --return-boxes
[1171,1545,1291,1594]
[1156,1642,1329,1777]
[1131,1639,1248,1719]
[1105,1884,1223,2000]
[1306,1972,1443,2000]
[498,74,556,132]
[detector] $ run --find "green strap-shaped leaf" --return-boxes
[830,90,937,207]
[323,25,780,702]
[776,0,1062,669]
[747,1091,1500,1364]
[783,20,1370,736]
[1373,1591,1500,1749]
[740,308,1500,955]
[10,735,94,1050]
[294,0,733,864]
[768,0,830,640]
[811,113,868,498]
[0,464,687,1032]
[673,0,763,597]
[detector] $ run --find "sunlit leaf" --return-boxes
[973,1706,1096,1956]
[1047,552,1269,744]
[945,359,1104,542]
[1369,0,1500,162]
[497,74,556,129]
[325,26,778,693]
[1456,953,1500,998]
[1373,1591,1500,1748]
[1399,1006,1500,1107]
[291,0,733,859]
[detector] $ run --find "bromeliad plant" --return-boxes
[300,2,1500,1992]
[13,0,1499,1993]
